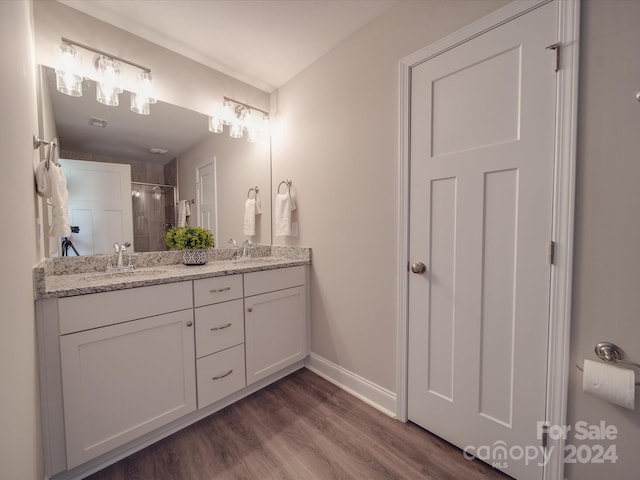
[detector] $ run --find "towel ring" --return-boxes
[247,186,259,199]
[278,179,292,194]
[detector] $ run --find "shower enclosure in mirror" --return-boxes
[131,183,176,252]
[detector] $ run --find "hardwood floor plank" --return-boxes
[86,368,510,480]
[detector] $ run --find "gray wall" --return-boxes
[274,0,640,476]
[0,1,43,478]
[271,0,508,392]
[566,0,640,478]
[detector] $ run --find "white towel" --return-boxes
[35,161,52,198]
[48,164,71,237]
[275,191,296,236]
[178,200,190,227]
[244,198,257,236]
[255,192,262,215]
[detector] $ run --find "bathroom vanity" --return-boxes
[34,247,310,480]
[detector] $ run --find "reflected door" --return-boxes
[408,3,557,479]
[197,162,217,235]
[59,159,133,255]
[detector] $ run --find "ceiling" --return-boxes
[57,0,399,93]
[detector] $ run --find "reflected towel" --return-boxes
[48,164,71,237]
[244,198,257,236]
[275,192,296,236]
[255,192,262,215]
[178,200,189,227]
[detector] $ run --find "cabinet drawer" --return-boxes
[197,344,246,409]
[243,266,305,297]
[59,281,192,334]
[193,275,243,307]
[195,299,244,358]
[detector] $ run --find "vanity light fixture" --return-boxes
[55,43,83,97]
[208,97,270,143]
[95,55,122,106]
[55,38,156,115]
[130,71,157,115]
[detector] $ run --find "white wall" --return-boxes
[565,0,640,478]
[0,1,43,478]
[272,0,508,393]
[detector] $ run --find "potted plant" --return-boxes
[165,226,215,265]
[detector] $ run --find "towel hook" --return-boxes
[247,186,259,199]
[33,135,50,150]
[278,178,292,194]
[46,140,59,170]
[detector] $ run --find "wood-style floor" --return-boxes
[86,368,511,480]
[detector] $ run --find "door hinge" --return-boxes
[546,42,560,72]
[541,423,549,449]
[548,240,556,265]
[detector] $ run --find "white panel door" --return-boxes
[59,159,133,255]
[196,161,217,235]
[408,3,558,480]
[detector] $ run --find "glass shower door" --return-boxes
[131,183,177,252]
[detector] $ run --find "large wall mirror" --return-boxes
[39,65,272,258]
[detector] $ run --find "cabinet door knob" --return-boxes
[247,307,253,313]
[186,321,193,327]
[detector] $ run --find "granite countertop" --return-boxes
[34,246,311,299]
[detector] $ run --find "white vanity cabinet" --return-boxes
[37,264,309,479]
[193,275,246,409]
[244,266,308,385]
[38,281,196,472]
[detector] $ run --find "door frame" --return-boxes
[395,1,580,479]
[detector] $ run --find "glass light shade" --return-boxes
[136,71,157,104]
[97,83,119,106]
[246,127,258,143]
[208,116,223,133]
[55,43,83,96]
[221,99,234,125]
[229,122,243,138]
[96,56,122,106]
[130,93,150,115]
[55,70,83,97]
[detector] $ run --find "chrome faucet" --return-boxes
[113,242,131,268]
[228,239,239,259]
[242,240,252,258]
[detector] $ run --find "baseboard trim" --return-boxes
[305,353,397,418]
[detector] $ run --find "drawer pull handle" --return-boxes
[212,369,233,380]
[210,323,232,331]
[186,321,193,327]
[209,287,231,293]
